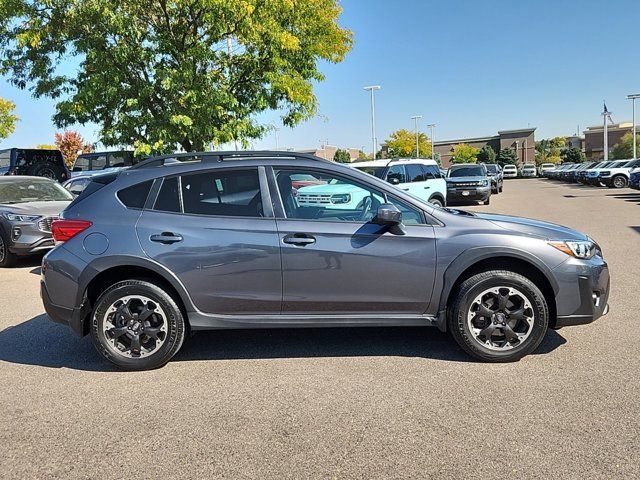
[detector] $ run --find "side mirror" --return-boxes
[376,204,406,235]
[387,176,400,185]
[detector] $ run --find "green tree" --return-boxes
[333,148,351,163]
[476,144,496,164]
[561,147,586,164]
[611,132,640,160]
[384,129,432,158]
[535,136,566,165]
[0,97,19,140]
[0,0,353,155]
[497,147,518,166]
[36,144,58,150]
[451,143,479,164]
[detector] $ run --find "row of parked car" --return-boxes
[542,158,640,189]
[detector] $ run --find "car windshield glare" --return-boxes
[449,166,485,177]
[0,179,73,204]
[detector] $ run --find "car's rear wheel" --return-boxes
[0,231,17,268]
[90,280,186,370]
[448,270,549,362]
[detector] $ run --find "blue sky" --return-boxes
[2,0,640,152]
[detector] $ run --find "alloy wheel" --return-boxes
[613,176,627,188]
[467,286,535,351]
[102,295,168,358]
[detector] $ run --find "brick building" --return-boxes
[432,128,536,168]
[582,122,636,160]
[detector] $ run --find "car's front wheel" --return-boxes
[90,280,186,370]
[610,175,628,189]
[429,197,444,207]
[448,270,549,362]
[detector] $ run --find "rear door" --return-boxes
[402,163,431,201]
[136,166,282,315]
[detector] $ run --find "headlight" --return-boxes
[482,180,489,187]
[330,193,351,204]
[3,213,41,222]
[599,170,611,177]
[548,240,598,259]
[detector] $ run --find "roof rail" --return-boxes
[130,150,329,170]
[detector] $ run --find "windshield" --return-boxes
[485,165,500,174]
[523,165,536,170]
[448,166,486,177]
[354,166,386,179]
[623,159,640,168]
[0,179,73,204]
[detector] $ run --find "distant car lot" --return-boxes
[0,178,638,478]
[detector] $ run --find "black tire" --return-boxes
[611,175,628,189]
[483,197,490,205]
[0,230,18,268]
[429,197,444,207]
[499,185,503,193]
[90,280,186,370]
[448,270,549,362]
[26,162,65,182]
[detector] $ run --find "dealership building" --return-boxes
[432,128,536,168]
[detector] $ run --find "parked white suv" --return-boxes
[521,164,537,178]
[352,159,447,207]
[539,163,555,176]
[502,164,518,178]
[597,158,640,188]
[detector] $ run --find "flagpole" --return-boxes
[602,102,611,161]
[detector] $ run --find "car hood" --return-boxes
[0,200,71,217]
[475,212,588,241]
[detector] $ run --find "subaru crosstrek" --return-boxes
[41,151,610,370]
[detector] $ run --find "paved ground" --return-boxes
[1,179,639,479]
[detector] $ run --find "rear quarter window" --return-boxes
[117,180,153,209]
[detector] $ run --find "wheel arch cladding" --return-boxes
[440,251,558,328]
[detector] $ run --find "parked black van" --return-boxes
[0,148,71,182]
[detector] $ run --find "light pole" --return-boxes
[427,123,436,161]
[602,104,612,161]
[628,94,640,159]
[364,85,381,159]
[274,126,280,150]
[411,115,422,158]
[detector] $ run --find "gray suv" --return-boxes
[41,152,610,370]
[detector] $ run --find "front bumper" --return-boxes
[552,256,610,328]
[630,181,640,190]
[3,220,56,256]
[447,186,491,202]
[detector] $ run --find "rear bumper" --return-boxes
[41,281,89,336]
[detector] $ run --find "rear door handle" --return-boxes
[402,188,410,191]
[150,232,183,244]
[283,233,316,246]
[424,186,431,189]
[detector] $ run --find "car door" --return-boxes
[272,166,437,315]
[402,163,431,202]
[136,166,282,315]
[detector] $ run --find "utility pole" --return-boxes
[411,115,422,158]
[364,86,381,159]
[602,105,612,161]
[628,94,640,159]
[427,124,436,161]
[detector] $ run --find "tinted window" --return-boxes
[406,164,427,182]
[485,164,500,174]
[109,153,127,168]
[67,178,90,195]
[386,165,406,183]
[275,168,425,225]
[354,166,386,179]
[154,177,181,213]
[117,180,152,209]
[0,150,11,168]
[448,165,486,177]
[73,156,90,172]
[181,169,263,217]
[92,155,107,170]
[424,165,441,179]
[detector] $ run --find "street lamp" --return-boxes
[364,85,381,159]
[628,94,640,159]
[427,124,436,161]
[411,115,422,158]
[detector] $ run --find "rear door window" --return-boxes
[117,180,153,209]
[386,165,406,183]
[406,164,427,182]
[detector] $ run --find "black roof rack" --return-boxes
[130,150,329,170]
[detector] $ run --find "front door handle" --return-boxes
[150,232,183,244]
[402,188,410,191]
[283,233,316,246]
[424,185,431,189]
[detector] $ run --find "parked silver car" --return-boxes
[0,176,73,267]
[41,151,610,370]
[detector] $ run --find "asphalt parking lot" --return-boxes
[1,179,639,479]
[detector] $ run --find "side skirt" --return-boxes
[188,312,440,330]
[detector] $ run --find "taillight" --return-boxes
[51,220,92,242]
